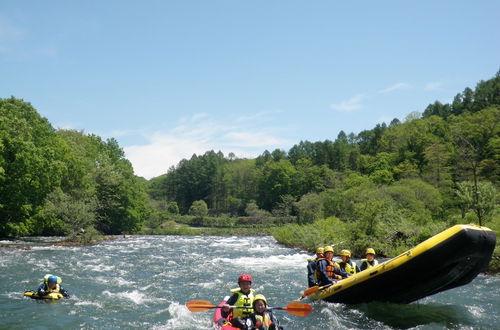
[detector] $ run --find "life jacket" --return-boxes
[361,259,379,270]
[315,258,342,280]
[230,288,255,318]
[339,260,357,275]
[43,274,61,293]
[254,312,273,330]
[307,257,320,282]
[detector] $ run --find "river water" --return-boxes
[0,235,498,329]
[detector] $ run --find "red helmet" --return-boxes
[238,274,252,283]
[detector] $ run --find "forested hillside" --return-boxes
[148,72,499,259]
[0,98,149,238]
[1,72,498,259]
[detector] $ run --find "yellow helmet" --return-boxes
[316,247,324,254]
[339,249,351,257]
[253,294,267,306]
[366,248,376,255]
[323,245,334,253]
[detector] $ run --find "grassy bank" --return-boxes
[139,220,275,236]
[271,216,499,273]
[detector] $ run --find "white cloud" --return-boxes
[378,82,411,94]
[330,94,365,112]
[122,113,290,179]
[425,81,443,91]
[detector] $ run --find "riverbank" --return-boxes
[271,217,499,274]
[139,219,275,236]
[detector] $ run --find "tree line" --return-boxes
[0,98,149,238]
[1,72,498,248]
[149,72,499,226]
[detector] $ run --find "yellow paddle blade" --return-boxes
[185,300,217,312]
[279,302,312,317]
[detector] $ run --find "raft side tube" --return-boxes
[308,224,496,304]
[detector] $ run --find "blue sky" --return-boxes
[1,1,499,179]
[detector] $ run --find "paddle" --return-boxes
[185,300,312,317]
[295,283,333,301]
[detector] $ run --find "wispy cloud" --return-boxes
[425,81,443,91]
[378,82,411,94]
[330,94,365,112]
[236,110,282,122]
[0,15,24,41]
[122,113,290,179]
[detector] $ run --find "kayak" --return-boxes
[24,291,64,300]
[308,224,496,304]
[213,297,239,330]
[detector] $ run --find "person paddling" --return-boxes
[360,248,379,271]
[219,274,255,327]
[315,246,347,286]
[307,247,324,287]
[37,274,69,298]
[338,249,360,276]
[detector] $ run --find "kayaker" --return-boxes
[37,274,69,298]
[315,246,347,286]
[219,274,255,326]
[242,294,283,330]
[307,247,324,287]
[360,248,379,271]
[338,249,359,277]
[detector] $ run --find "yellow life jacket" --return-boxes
[339,260,356,275]
[43,274,61,293]
[315,258,342,280]
[361,259,379,269]
[254,313,273,329]
[230,288,255,318]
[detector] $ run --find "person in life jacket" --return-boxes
[37,274,69,298]
[307,247,324,287]
[338,249,360,277]
[219,274,256,327]
[315,246,347,286]
[240,294,283,330]
[360,248,379,271]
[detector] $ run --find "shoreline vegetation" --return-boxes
[1,73,499,274]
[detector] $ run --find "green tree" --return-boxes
[0,98,69,237]
[188,200,209,217]
[456,181,496,225]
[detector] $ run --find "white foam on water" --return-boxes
[160,301,212,330]
[466,305,485,318]
[79,262,115,272]
[198,279,223,289]
[75,300,103,308]
[247,244,274,252]
[94,276,135,287]
[103,289,151,304]
[210,253,310,269]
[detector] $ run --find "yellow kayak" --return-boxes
[307,224,496,304]
[24,291,64,300]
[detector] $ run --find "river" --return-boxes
[0,235,498,329]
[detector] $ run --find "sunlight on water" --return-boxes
[0,235,498,329]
